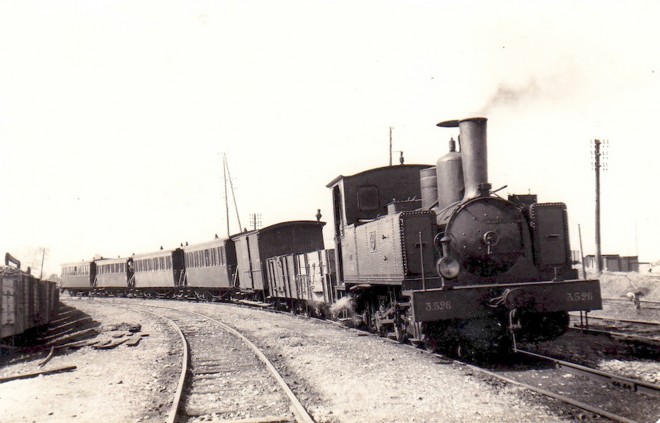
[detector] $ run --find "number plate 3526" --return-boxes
[425,301,452,311]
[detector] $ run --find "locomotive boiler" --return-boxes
[328,117,602,354]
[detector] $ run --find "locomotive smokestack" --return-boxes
[436,117,489,203]
[458,117,489,200]
[437,117,490,201]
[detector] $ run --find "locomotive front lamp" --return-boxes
[437,256,460,279]
[436,235,460,279]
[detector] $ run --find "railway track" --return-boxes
[53,295,659,422]
[133,304,314,423]
[569,311,660,348]
[603,297,660,310]
[149,299,660,422]
[423,347,660,423]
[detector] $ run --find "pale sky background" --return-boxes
[1,0,659,277]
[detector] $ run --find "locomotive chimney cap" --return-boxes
[437,120,459,128]
[437,117,487,128]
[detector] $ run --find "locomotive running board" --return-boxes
[410,279,602,322]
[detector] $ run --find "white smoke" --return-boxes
[330,296,356,318]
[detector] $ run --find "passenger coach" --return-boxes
[132,248,185,297]
[61,260,96,295]
[182,237,237,300]
[95,257,132,294]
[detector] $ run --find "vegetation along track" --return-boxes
[133,303,314,423]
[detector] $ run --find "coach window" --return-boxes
[357,185,379,212]
[159,257,165,270]
[204,250,210,267]
[166,256,171,270]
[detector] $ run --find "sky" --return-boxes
[1,0,659,277]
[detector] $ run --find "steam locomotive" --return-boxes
[61,117,602,355]
[329,117,601,353]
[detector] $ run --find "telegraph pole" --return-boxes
[223,156,230,237]
[593,139,606,274]
[389,127,393,166]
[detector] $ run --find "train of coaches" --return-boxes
[60,117,603,354]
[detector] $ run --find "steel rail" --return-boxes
[141,304,315,423]
[463,363,640,423]
[324,307,652,422]
[568,325,660,345]
[515,349,660,397]
[129,308,189,423]
[370,328,645,423]
[570,313,660,326]
[604,297,660,306]
[184,309,315,423]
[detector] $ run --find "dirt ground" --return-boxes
[2,296,567,423]
[0,298,180,422]
[1,286,657,423]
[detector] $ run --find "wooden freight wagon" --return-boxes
[232,220,326,300]
[266,248,336,314]
[1,267,58,341]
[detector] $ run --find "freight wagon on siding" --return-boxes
[1,258,58,343]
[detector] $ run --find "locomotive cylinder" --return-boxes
[458,117,489,200]
[435,137,464,210]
